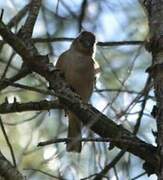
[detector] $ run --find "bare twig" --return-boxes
[1,52,16,79]
[133,76,151,134]
[0,79,52,95]
[93,151,125,180]
[0,100,61,114]
[24,168,65,180]
[0,9,4,21]
[0,0,42,92]
[37,137,153,147]
[0,3,29,51]
[33,37,144,46]
[7,4,30,29]
[0,117,16,167]
[60,0,77,18]
[78,0,87,32]
[131,172,146,180]
[95,88,154,99]
[0,68,31,91]
[0,151,23,180]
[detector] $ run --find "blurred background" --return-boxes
[0,0,157,179]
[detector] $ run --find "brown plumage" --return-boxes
[56,31,96,152]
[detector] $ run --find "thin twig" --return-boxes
[60,0,77,18]
[95,88,154,99]
[133,76,151,134]
[1,52,16,79]
[0,9,4,21]
[131,172,146,180]
[0,79,53,95]
[24,168,65,180]
[0,117,16,167]
[37,137,148,147]
[93,151,125,180]
[81,173,109,180]
[0,68,31,91]
[7,3,29,28]
[78,0,87,32]
[56,0,60,15]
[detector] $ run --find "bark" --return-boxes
[0,151,24,180]
[146,0,163,178]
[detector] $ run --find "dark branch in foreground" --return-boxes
[0,99,61,114]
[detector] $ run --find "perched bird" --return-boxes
[56,31,96,152]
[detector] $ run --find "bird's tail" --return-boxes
[67,112,82,153]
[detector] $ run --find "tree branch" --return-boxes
[0,100,61,114]
[19,0,42,40]
[33,37,144,46]
[0,118,16,167]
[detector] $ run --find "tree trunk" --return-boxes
[146,0,163,178]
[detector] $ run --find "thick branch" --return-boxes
[0,100,61,114]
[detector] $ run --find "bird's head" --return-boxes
[71,31,96,55]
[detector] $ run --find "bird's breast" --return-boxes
[64,54,95,101]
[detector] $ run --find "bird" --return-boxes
[56,31,96,152]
